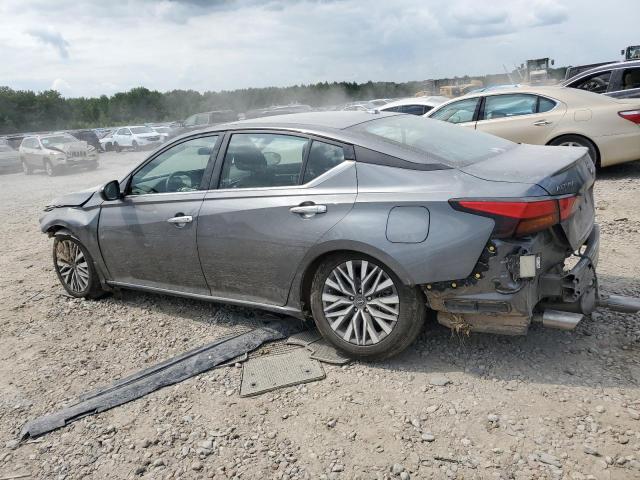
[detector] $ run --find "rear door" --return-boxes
[197,131,357,306]
[608,66,640,99]
[98,134,220,294]
[474,94,567,144]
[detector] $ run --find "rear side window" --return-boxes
[569,71,611,93]
[349,114,514,167]
[429,98,479,124]
[622,68,640,90]
[482,94,537,120]
[303,141,345,183]
[402,104,428,115]
[537,96,557,113]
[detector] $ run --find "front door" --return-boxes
[197,132,357,306]
[474,93,567,144]
[98,135,220,294]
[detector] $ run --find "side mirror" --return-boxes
[622,49,625,55]
[197,147,211,155]
[100,180,122,201]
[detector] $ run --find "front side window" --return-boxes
[183,115,197,127]
[303,141,345,183]
[570,71,611,93]
[622,68,640,90]
[219,133,309,189]
[482,94,537,120]
[117,128,130,136]
[129,136,218,195]
[195,114,209,126]
[429,98,479,124]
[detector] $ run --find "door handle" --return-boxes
[533,120,552,126]
[167,215,193,226]
[290,204,327,216]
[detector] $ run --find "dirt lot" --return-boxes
[1,151,640,480]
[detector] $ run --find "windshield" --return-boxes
[41,135,76,146]
[130,127,154,134]
[347,114,515,167]
[154,127,169,133]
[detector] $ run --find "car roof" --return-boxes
[450,85,617,106]
[380,96,449,109]
[563,59,640,84]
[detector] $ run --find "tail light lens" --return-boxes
[450,196,578,237]
[619,110,640,125]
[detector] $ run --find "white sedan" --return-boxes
[378,96,448,116]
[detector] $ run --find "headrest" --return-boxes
[228,144,267,171]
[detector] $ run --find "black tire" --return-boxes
[549,135,599,168]
[310,253,426,360]
[22,160,33,175]
[53,235,106,299]
[104,143,112,152]
[132,141,139,151]
[44,159,57,176]
[114,142,121,153]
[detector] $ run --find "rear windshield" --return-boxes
[347,114,515,167]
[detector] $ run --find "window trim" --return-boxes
[209,129,353,192]
[123,132,222,197]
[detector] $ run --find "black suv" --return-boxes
[562,60,640,99]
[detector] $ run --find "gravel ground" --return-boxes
[1,151,640,480]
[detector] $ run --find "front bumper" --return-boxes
[425,225,600,335]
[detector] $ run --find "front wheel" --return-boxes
[44,159,57,176]
[310,254,426,360]
[114,142,121,153]
[22,160,33,175]
[53,235,105,299]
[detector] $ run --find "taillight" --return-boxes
[450,196,578,237]
[619,110,640,125]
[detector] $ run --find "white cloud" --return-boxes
[0,0,633,97]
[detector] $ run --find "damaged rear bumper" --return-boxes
[424,225,600,335]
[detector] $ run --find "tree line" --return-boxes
[0,80,427,135]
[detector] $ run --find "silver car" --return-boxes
[20,134,99,176]
[39,112,599,359]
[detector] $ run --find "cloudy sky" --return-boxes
[0,0,636,98]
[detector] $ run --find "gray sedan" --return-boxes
[40,111,599,359]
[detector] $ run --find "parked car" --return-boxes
[379,96,448,115]
[111,126,162,152]
[244,105,312,120]
[20,134,98,176]
[426,86,640,167]
[41,111,601,359]
[98,130,116,151]
[561,60,640,99]
[0,143,20,173]
[67,129,101,151]
[174,110,238,135]
[151,126,173,142]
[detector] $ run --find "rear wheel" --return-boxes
[132,141,139,151]
[549,135,599,167]
[114,142,121,153]
[53,235,105,299]
[44,159,57,176]
[310,254,426,360]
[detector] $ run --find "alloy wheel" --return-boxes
[55,240,90,293]
[322,260,400,346]
[559,141,583,147]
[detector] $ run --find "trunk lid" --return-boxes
[459,143,596,249]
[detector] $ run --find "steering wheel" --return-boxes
[263,151,281,166]
[166,170,192,192]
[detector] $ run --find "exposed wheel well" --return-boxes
[46,225,72,238]
[299,249,405,317]
[546,133,601,168]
